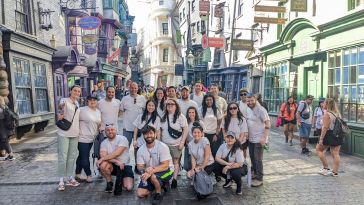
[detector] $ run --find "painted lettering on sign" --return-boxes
[78,16,101,30]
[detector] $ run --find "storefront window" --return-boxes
[13,58,32,115]
[328,47,364,123]
[33,63,49,112]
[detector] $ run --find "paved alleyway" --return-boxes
[1,124,364,205]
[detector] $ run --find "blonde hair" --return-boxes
[325,98,340,117]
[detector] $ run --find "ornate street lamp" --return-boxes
[187,51,194,65]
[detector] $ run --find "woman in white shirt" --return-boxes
[153,87,166,118]
[187,122,214,179]
[161,98,188,189]
[57,85,81,191]
[313,98,325,137]
[215,131,245,195]
[184,106,205,171]
[200,93,223,158]
[75,95,101,183]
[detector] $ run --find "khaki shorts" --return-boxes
[168,145,182,159]
[284,123,295,132]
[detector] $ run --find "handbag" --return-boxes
[167,115,182,139]
[56,106,78,131]
[276,116,282,127]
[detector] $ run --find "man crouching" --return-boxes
[97,124,134,195]
[136,125,174,203]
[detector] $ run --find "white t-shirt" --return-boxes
[79,106,101,143]
[220,117,248,140]
[190,92,204,108]
[57,98,80,138]
[98,98,121,132]
[314,107,324,129]
[188,137,214,166]
[246,105,270,143]
[120,95,146,131]
[157,102,165,119]
[297,101,312,124]
[216,143,245,164]
[238,101,248,117]
[161,114,188,146]
[137,140,174,170]
[177,99,198,117]
[200,107,223,134]
[215,96,228,114]
[187,120,205,143]
[100,135,130,165]
[133,114,161,147]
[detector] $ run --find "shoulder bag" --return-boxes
[167,115,183,139]
[56,105,78,131]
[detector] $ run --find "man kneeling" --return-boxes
[136,125,174,202]
[97,125,134,195]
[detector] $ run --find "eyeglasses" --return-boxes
[229,107,238,110]
[240,93,248,96]
[166,103,176,106]
[134,98,136,104]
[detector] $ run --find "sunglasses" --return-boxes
[166,103,176,106]
[134,98,136,104]
[229,107,238,110]
[240,93,248,96]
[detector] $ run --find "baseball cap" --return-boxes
[319,97,326,103]
[306,95,315,100]
[246,92,255,97]
[181,86,190,91]
[226,131,236,139]
[239,88,249,93]
[86,95,98,101]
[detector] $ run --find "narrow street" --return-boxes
[1,123,364,205]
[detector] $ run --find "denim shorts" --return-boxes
[299,123,311,138]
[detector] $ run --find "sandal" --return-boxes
[66,179,80,187]
[86,176,93,183]
[58,182,65,191]
[75,175,86,182]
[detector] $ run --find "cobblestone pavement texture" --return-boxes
[1,121,364,205]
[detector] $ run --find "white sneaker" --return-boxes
[323,170,333,176]
[318,168,330,175]
[58,182,65,191]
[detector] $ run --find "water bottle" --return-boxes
[140,170,148,186]
[263,143,270,152]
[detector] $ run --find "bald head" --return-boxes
[130,82,139,96]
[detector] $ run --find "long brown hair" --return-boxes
[325,98,340,117]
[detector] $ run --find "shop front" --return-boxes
[261,11,364,157]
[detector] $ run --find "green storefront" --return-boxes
[261,10,364,158]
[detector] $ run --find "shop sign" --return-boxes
[82,34,98,44]
[254,16,286,24]
[84,44,97,55]
[290,0,307,12]
[202,35,208,49]
[208,37,224,48]
[107,48,120,64]
[78,16,101,30]
[254,5,286,13]
[175,64,184,76]
[199,1,210,16]
[231,39,253,51]
[214,3,224,17]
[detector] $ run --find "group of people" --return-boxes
[56,81,271,202]
[278,95,344,177]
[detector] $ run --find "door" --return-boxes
[54,73,65,112]
[305,66,320,99]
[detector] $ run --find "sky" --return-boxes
[126,0,151,31]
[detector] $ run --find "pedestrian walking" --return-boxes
[98,86,122,133]
[160,98,188,189]
[246,93,271,187]
[313,98,326,140]
[220,102,248,149]
[120,82,146,146]
[97,125,134,195]
[296,95,314,155]
[136,125,174,203]
[184,107,205,171]
[214,131,245,195]
[75,95,101,183]
[56,85,81,191]
[200,93,223,158]
[316,98,344,177]
[279,96,297,146]
[0,100,17,161]
[187,122,215,179]
[177,86,198,116]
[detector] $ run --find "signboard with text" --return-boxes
[254,16,286,24]
[199,1,210,16]
[254,5,286,13]
[107,48,120,64]
[290,0,307,12]
[231,39,253,51]
[82,34,98,44]
[214,3,224,17]
[208,37,224,48]
[78,16,101,30]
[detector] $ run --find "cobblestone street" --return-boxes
[1,125,364,205]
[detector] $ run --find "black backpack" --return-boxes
[329,112,350,139]
[3,106,18,130]
[92,132,106,173]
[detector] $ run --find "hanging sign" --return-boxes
[82,34,98,43]
[254,5,286,13]
[254,16,286,24]
[291,0,307,12]
[199,1,210,16]
[78,16,101,30]
[231,39,253,51]
[107,48,120,64]
[84,44,97,55]
[214,3,224,17]
[208,37,224,48]
[202,35,208,49]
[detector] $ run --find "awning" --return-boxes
[67,65,88,77]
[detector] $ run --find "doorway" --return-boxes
[304,66,320,99]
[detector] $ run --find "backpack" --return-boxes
[3,106,18,130]
[193,170,214,200]
[299,101,310,120]
[329,112,350,139]
[92,132,106,173]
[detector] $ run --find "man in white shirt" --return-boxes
[209,84,227,114]
[136,125,174,203]
[190,83,205,107]
[98,86,122,133]
[177,86,198,116]
[97,125,134,195]
[167,86,178,100]
[120,82,146,146]
[238,88,249,117]
[246,93,271,187]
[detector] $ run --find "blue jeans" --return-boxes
[299,122,311,138]
[75,142,93,176]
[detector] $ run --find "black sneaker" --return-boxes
[215,176,222,182]
[162,182,170,193]
[301,148,307,154]
[134,165,141,175]
[171,179,177,189]
[5,155,15,161]
[222,179,233,188]
[151,192,163,204]
[236,184,242,195]
[105,182,113,193]
[289,140,293,146]
[285,136,288,143]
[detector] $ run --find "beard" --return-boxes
[145,137,155,144]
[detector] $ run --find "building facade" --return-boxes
[137,0,182,87]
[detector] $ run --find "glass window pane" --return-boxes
[344,50,349,66]
[343,67,349,84]
[16,88,32,115]
[328,86,334,98]
[358,104,364,123]
[349,104,357,122]
[335,86,341,101]
[328,53,335,68]
[342,86,349,103]
[359,85,364,104]
[335,52,341,67]
[342,104,349,121]
[350,66,357,84]
[335,68,341,85]
[328,69,334,85]
[359,65,364,84]
[350,85,357,102]
[351,48,357,65]
[359,47,364,64]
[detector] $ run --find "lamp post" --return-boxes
[187,51,194,66]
